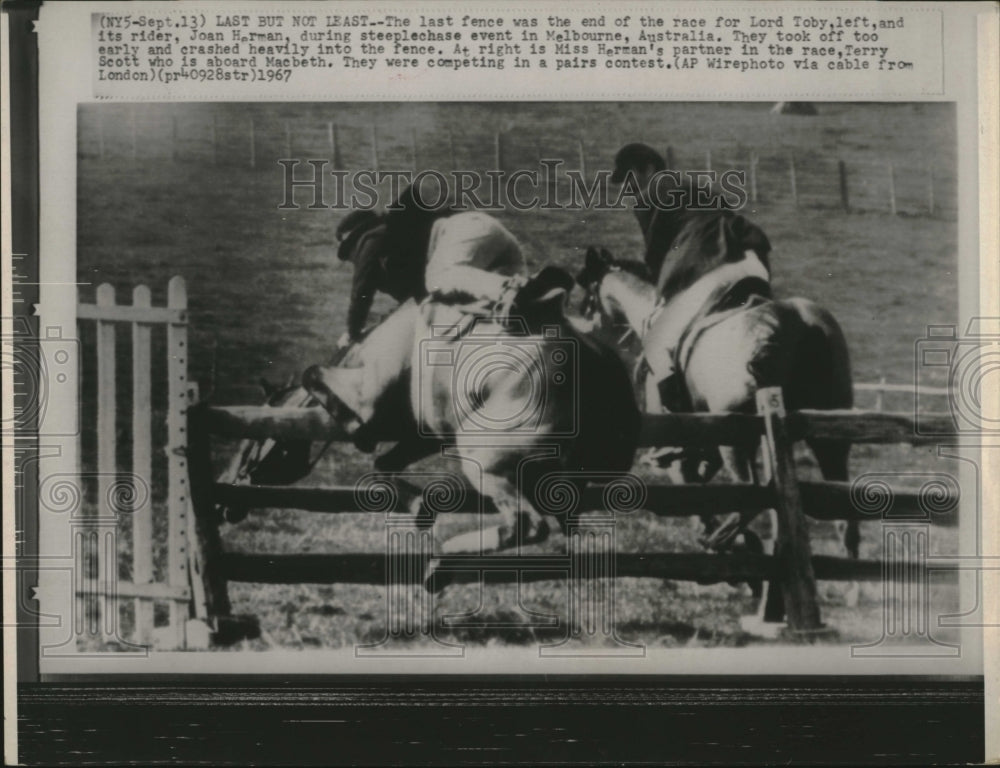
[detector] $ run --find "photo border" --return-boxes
[5,1,996,764]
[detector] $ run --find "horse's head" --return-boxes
[576,247,654,329]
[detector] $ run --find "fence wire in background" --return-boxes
[81,106,957,219]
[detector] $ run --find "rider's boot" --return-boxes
[301,364,367,440]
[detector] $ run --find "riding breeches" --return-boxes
[424,212,526,303]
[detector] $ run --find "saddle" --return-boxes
[649,274,772,412]
[428,265,575,334]
[415,266,577,438]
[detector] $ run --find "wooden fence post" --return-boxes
[788,153,798,205]
[97,112,105,159]
[756,387,823,635]
[171,113,179,162]
[887,162,897,215]
[131,285,154,645]
[249,118,256,169]
[130,107,138,163]
[95,284,117,641]
[166,277,190,648]
[494,130,503,171]
[211,114,218,166]
[186,401,234,627]
[330,122,343,170]
[838,160,850,211]
[927,166,935,216]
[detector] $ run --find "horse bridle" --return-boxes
[581,267,661,347]
[579,280,603,324]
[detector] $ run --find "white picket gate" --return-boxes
[75,276,203,649]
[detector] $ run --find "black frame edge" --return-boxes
[18,676,985,765]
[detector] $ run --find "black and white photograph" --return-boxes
[5,1,996,764]
[64,99,970,658]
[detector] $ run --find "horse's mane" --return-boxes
[651,212,771,302]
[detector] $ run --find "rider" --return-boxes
[610,144,779,555]
[608,143,775,479]
[609,142,772,298]
[322,182,555,452]
[335,183,455,346]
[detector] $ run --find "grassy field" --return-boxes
[76,102,962,651]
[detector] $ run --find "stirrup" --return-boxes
[301,365,366,436]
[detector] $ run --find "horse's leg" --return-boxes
[737,447,787,635]
[700,445,758,549]
[438,473,550,555]
[424,471,550,592]
[783,297,857,605]
[810,438,859,607]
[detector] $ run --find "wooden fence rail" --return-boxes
[204,403,959,448]
[211,479,958,528]
[219,551,933,587]
[187,384,963,645]
[212,482,777,518]
[71,274,963,651]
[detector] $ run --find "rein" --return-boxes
[586,266,664,345]
[638,296,666,341]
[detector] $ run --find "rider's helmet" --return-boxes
[610,143,667,184]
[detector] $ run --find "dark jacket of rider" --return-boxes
[610,143,772,299]
[337,184,456,341]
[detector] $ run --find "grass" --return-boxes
[76,102,961,652]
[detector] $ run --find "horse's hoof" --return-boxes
[738,530,765,599]
[423,558,451,593]
[523,515,551,545]
[739,615,783,639]
[373,451,401,472]
[701,513,743,552]
[843,582,861,608]
[221,505,249,525]
[352,427,378,454]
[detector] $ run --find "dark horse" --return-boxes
[577,246,858,610]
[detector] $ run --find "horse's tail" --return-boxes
[778,298,853,412]
[741,298,852,414]
[568,327,642,472]
[776,303,857,561]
